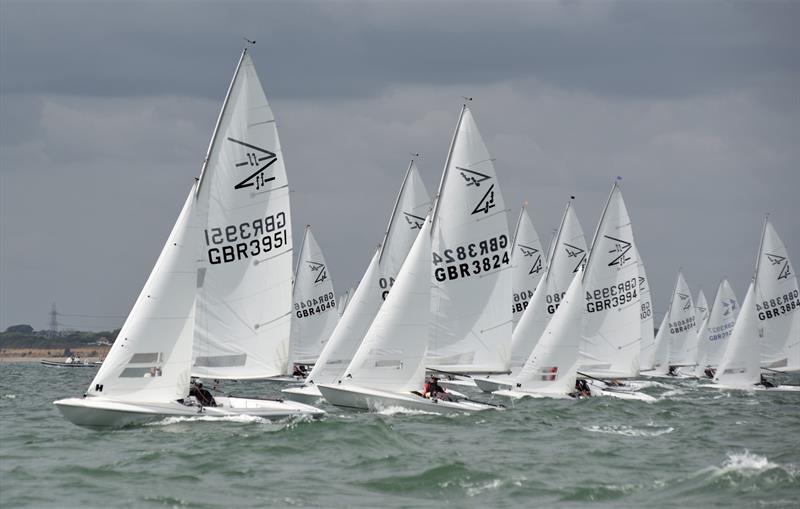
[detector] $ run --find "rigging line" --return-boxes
[249,183,290,198]
[480,319,513,334]
[475,207,511,222]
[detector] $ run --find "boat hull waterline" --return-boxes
[54,396,325,428]
[317,384,498,414]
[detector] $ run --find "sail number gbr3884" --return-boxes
[433,234,509,282]
[204,211,288,265]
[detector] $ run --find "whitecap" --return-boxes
[145,414,271,426]
[374,405,439,416]
[4,394,16,399]
[465,478,503,497]
[583,424,674,437]
[716,450,787,477]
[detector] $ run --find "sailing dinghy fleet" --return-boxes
[55,49,800,428]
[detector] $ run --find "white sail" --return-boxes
[87,186,199,402]
[714,282,760,387]
[337,287,354,318]
[428,106,512,373]
[650,312,670,375]
[696,279,739,369]
[513,270,584,395]
[755,220,800,368]
[664,272,697,367]
[510,204,544,327]
[578,183,642,378]
[289,226,338,366]
[339,219,432,393]
[509,200,587,369]
[681,289,709,366]
[695,290,709,326]
[637,247,656,370]
[192,52,294,379]
[783,311,800,372]
[304,161,430,386]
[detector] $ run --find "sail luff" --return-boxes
[581,182,617,285]
[379,160,414,264]
[430,104,467,232]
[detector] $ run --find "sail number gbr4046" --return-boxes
[585,278,638,313]
[433,234,509,282]
[204,211,288,265]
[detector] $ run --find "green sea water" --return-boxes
[1,363,798,508]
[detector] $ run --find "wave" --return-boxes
[145,414,272,426]
[583,424,674,437]
[713,450,796,478]
[4,394,16,399]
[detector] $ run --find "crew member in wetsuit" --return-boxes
[667,365,678,377]
[422,376,447,399]
[760,374,777,388]
[190,381,216,406]
[571,379,591,398]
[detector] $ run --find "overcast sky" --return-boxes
[1,0,798,331]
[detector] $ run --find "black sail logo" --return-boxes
[457,167,491,187]
[229,138,278,191]
[518,244,542,275]
[765,253,792,281]
[605,235,632,267]
[471,184,496,215]
[678,292,691,311]
[307,261,328,284]
[403,212,425,230]
[564,243,586,273]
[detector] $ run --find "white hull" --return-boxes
[41,360,100,368]
[281,385,323,405]
[493,389,571,400]
[317,384,496,414]
[54,396,325,428]
[473,377,513,393]
[702,383,800,392]
[438,378,477,390]
[586,385,657,401]
[265,375,306,384]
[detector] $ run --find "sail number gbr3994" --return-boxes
[433,234,509,282]
[204,211,288,265]
[585,277,638,312]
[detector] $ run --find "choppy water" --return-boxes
[1,364,798,508]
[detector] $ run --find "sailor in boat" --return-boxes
[292,363,308,378]
[189,380,217,407]
[704,367,716,379]
[570,379,591,398]
[422,376,452,400]
[667,365,679,377]
[759,374,777,389]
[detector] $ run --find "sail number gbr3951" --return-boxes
[433,234,509,282]
[204,211,288,265]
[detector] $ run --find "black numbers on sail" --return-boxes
[379,277,396,300]
[512,289,534,314]
[295,291,336,318]
[545,292,566,314]
[206,212,287,265]
[756,289,800,320]
[640,301,652,320]
[432,234,509,282]
[585,277,638,313]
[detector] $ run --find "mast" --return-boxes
[293,225,311,295]
[581,181,618,284]
[378,160,414,264]
[510,202,527,253]
[753,214,769,286]
[543,198,572,286]
[430,104,467,233]
[196,46,249,193]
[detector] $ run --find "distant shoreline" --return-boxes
[0,346,110,363]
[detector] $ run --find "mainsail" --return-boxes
[696,279,739,370]
[637,246,656,370]
[509,200,586,369]
[578,182,642,378]
[87,186,199,402]
[755,219,799,368]
[428,106,512,373]
[510,204,544,328]
[663,272,697,367]
[192,51,294,379]
[305,161,430,386]
[289,226,338,367]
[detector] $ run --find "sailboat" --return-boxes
[694,279,738,377]
[510,203,544,328]
[282,161,430,403]
[426,105,512,375]
[55,48,324,427]
[495,182,654,401]
[474,199,587,393]
[646,272,696,377]
[317,218,495,413]
[285,225,338,376]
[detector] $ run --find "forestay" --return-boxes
[87,186,199,402]
[192,52,294,379]
[696,279,739,370]
[510,204,544,327]
[513,270,584,395]
[305,162,430,386]
[339,219,432,392]
[664,272,697,367]
[289,226,338,367]
[428,106,512,373]
[509,200,587,369]
[637,247,656,371]
[578,183,642,378]
[715,282,760,387]
[756,220,799,368]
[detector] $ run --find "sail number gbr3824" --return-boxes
[433,234,509,282]
[204,211,288,265]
